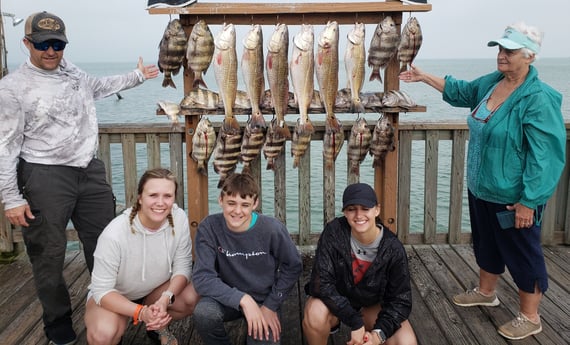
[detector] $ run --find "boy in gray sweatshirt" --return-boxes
[192,173,302,345]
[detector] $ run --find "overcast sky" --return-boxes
[2,0,569,66]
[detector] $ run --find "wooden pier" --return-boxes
[1,244,568,345]
[1,1,570,344]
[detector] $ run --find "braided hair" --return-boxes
[129,168,178,235]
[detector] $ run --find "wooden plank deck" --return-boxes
[1,245,568,345]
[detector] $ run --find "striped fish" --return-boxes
[368,16,400,83]
[263,117,290,171]
[240,111,267,173]
[397,17,423,72]
[186,20,215,89]
[158,19,187,88]
[191,116,216,176]
[347,117,372,174]
[180,88,219,110]
[213,117,242,188]
[369,114,395,167]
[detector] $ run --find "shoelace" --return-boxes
[511,314,528,328]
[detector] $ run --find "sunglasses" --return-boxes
[30,40,67,52]
[470,96,504,123]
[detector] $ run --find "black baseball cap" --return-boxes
[342,183,378,210]
[24,11,68,43]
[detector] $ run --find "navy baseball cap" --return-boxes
[342,183,378,210]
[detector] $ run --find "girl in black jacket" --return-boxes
[303,183,417,345]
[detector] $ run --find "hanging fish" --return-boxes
[212,23,241,187]
[213,23,238,120]
[344,22,366,113]
[213,117,242,188]
[158,19,187,88]
[191,116,216,176]
[397,17,423,72]
[263,23,291,171]
[241,24,265,120]
[290,24,315,168]
[316,21,344,170]
[186,19,215,89]
[369,114,395,167]
[263,117,290,171]
[240,111,267,173]
[347,117,372,174]
[368,16,400,83]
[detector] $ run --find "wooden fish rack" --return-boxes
[148,1,432,243]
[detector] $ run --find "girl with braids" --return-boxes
[85,168,199,345]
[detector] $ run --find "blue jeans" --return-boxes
[193,296,280,345]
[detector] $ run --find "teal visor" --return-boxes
[487,28,540,54]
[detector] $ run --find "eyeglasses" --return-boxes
[470,97,504,123]
[30,40,67,52]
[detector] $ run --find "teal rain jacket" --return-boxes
[442,65,566,210]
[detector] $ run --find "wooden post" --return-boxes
[375,11,402,233]
[178,20,209,253]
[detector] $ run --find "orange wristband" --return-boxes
[133,304,144,325]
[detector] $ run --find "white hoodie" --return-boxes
[88,204,192,305]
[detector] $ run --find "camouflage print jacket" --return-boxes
[0,58,144,210]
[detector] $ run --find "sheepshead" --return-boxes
[290,24,315,168]
[347,117,372,174]
[213,23,238,120]
[157,100,181,125]
[186,20,215,89]
[158,19,187,88]
[361,92,384,108]
[180,88,219,110]
[263,117,290,171]
[344,22,366,113]
[368,16,400,83]
[263,23,291,170]
[309,90,323,109]
[213,117,242,188]
[233,90,252,110]
[369,114,395,167]
[316,21,344,170]
[382,89,417,108]
[335,88,352,109]
[397,17,423,72]
[191,116,216,176]
[241,24,265,119]
[240,111,267,173]
[265,23,290,136]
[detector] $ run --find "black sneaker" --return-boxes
[147,0,197,8]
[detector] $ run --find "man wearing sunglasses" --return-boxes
[0,11,159,345]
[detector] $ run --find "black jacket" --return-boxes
[305,217,412,339]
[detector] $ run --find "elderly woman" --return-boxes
[399,22,566,340]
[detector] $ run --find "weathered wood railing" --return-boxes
[1,120,569,254]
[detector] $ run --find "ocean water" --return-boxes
[7,58,570,233]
